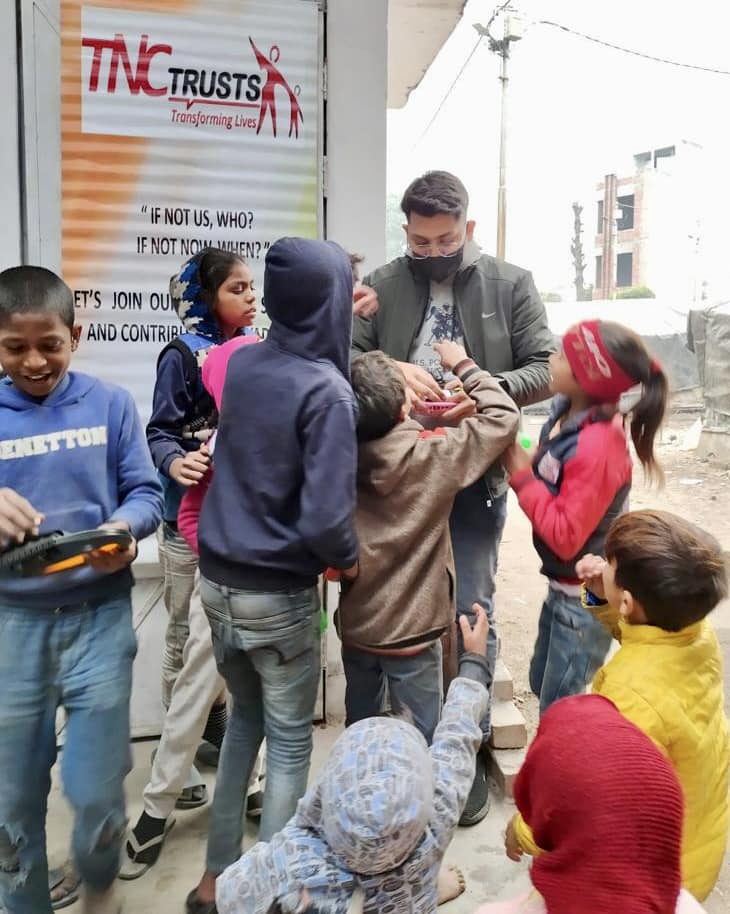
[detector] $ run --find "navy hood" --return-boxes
[264,238,354,379]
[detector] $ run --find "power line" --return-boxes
[414,1,515,147]
[415,36,484,146]
[415,7,730,151]
[537,19,730,76]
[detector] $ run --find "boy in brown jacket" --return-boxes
[337,341,519,743]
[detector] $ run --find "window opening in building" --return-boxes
[616,194,634,231]
[597,199,604,234]
[595,255,603,289]
[616,252,633,287]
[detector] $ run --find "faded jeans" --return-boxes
[530,586,613,716]
[0,596,136,914]
[342,642,443,744]
[201,577,321,875]
[450,484,508,741]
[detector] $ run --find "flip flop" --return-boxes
[119,818,176,881]
[49,861,81,910]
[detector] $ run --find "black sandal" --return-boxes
[119,815,176,880]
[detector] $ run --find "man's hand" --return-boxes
[395,361,444,402]
[352,284,379,318]
[169,447,211,487]
[501,441,533,476]
[575,554,608,601]
[459,603,489,656]
[0,488,43,547]
[433,341,469,372]
[87,521,138,574]
[505,818,524,863]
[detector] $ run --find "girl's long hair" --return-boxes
[601,321,668,484]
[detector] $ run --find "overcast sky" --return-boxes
[387,0,730,297]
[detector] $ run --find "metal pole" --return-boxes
[496,46,509,260]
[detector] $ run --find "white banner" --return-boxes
[62,0,321,421]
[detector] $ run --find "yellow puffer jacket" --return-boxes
[592,620,729,900]
[513,619,729,901]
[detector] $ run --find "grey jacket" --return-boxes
[353,253,553,497]
[354,253,554,407]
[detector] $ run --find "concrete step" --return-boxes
[487,745,527,798]
[493,658,514,702]
[489,699,528,750]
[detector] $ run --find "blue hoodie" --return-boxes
[198,238,359,591]
[0,372,163,609]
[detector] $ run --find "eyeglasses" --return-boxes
[408,236,465,259]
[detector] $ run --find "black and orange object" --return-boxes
[0,529,133,577]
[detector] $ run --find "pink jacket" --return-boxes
[177,335,258,553]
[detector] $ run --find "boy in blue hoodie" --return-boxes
[0,266,162,914]
[187,238,359,914]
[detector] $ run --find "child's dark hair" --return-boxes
[197,247,245,306]
[606,510,728,631]
[601,321,668,484]
[351,351,406,443]
[400,171,469,221]
[0,266,74,330]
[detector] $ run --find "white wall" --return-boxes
[0,4,23,270]
[325,0,388,273]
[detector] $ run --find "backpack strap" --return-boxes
[157,334,218,442]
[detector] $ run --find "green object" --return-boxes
[319,607,328,634]
[520,435,532,450]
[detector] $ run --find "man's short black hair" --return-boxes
[351,351,406,443]
[400,171,469,221]
[0,266,75,330]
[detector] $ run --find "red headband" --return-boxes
[562,320,637,402]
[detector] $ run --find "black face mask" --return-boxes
[411,247,464,283]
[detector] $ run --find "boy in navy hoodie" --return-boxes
[187,238,359,914]
[0,266,162,914]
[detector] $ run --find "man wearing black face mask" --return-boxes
[351,170,554,828]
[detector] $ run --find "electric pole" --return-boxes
[474,8,522,261]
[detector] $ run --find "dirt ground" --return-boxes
[496,411,730,912]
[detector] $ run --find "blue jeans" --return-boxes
[449,483,507,741]
[0,596,136,914]
[342,641,443,744]
[530,587,613,716]
[201,577,321,874]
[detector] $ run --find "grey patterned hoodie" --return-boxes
[216,661,489,914]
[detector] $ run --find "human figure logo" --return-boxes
[81,28,304,139]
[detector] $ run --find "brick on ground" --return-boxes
[487,746,527,798]
[489,699,528,749]
[493,658,514,701]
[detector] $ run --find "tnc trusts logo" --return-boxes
[81,33,303,137]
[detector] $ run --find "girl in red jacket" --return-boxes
[503,319,667,714]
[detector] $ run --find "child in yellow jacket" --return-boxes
[508,509,729,902]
